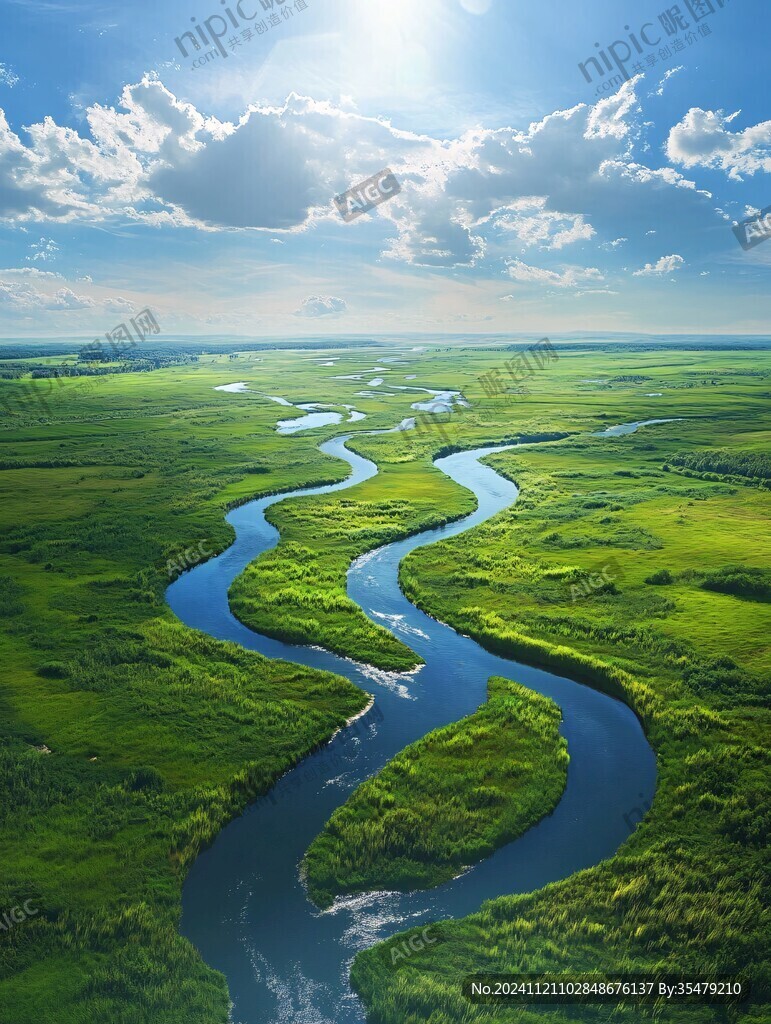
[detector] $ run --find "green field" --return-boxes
[0,342,768,1023]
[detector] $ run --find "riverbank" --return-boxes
[352,421,769,1023]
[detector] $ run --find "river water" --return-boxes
[167,425,657,1024]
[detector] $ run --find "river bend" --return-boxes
[167,426,657,1024]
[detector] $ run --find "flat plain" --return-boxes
[0,341,768,1023]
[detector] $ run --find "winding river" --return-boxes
[167,422,658,1024]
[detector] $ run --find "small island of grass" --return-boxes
[304,677,569,908]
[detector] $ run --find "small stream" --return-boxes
[167,421,659,1024]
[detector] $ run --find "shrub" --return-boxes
[645,569,674,585]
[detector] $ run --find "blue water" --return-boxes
[167,426,658,1024]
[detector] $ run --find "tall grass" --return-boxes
[304,678,568,907]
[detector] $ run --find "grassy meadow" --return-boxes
[0,340,768,1023]
[351,351,770,1023]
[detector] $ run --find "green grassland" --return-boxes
[351,363,770,1023]
[304,677,568,907]
[0,342,768,1022]
[229,457,476,671]
[226,346,771,673]
[0,349,414,1023]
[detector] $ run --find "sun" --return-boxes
[338,0,447,102]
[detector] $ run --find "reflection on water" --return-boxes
[594,417,681,437]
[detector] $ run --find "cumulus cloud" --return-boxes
[0,266,62,279]
[0,278,94,310]
[584,78,640,140]
[293,295,348,318]
[0,73,717,280]
[633,254,684,276]
[666,108,771,180]
[51,287,95,309]
[26,237,60,262]
[488,197,595,250]
[104,296,137,313]
[505,259,604,289]
[650,66,684,98]
[600,159,700,192]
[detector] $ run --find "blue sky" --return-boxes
[0,0,768,338]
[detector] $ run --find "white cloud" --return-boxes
[600,159,700,192]
[0,266,62,279]
[51,287,95,310]
[26,237,60,262]
[104,296,137,314]
[0,64,18,88]
[293,295,348,318]
[666,108,771,180]
[584,78,641,140]
[0,278,94,310]
[0,73,716,284]
[489,197,595,250]
[650,66,684,98]
[505,259,604,289]
[633,254,685,276]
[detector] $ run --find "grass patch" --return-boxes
[304,678,568,907]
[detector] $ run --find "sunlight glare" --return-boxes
[339,0,446,101]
